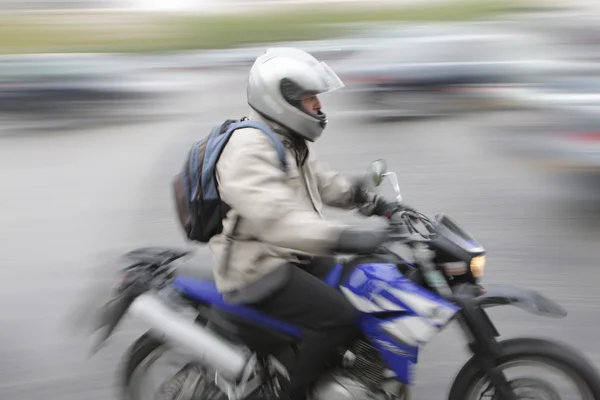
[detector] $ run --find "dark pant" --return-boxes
[249,257,360,400]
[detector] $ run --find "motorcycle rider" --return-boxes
[209,47,399,400]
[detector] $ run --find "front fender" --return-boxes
[474,283,567,318]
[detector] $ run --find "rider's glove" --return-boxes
[351,176,416,218]
[351,176,373,205]
[333,227,390,255]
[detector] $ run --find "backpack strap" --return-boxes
[226,120,289,173]
[201,120,288,199]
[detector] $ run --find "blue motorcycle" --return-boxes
[91,159,600,400]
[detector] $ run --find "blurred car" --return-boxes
[0,53,179,120]
[487,68,600,113]
[335,24,565,120]
[491,72,600,182]
[494,108,600,201]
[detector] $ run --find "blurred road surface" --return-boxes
[1,67,600,400]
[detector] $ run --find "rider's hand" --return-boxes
[351,175,373,205]
[333,227,390,255]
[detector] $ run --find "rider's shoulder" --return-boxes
[227,126,278,153]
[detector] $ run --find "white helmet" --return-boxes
[246,47,345,142]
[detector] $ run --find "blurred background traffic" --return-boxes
[2,0,600,399]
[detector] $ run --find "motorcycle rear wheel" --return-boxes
[119,331,211,400]
[448,338,600,400]
[119,332,168,400]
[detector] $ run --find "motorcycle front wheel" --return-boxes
[448,338,600,400]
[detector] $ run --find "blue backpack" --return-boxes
[173,118,288,243]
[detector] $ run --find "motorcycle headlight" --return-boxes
[470,255,486,278]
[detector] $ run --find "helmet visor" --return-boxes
[315,61,346,95]
[280,61,346,101]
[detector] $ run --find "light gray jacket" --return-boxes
[208,110,378,300]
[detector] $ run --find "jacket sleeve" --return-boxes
[215,130,349,255]
[309,152,379,217]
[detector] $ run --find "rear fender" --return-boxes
[123,247,191,267]
[89,247,192,354]
[474,283,567,318]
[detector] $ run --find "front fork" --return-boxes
[413,243,518,400]
[412,243,518,400]
[454,300,518,400]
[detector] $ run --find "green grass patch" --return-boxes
[0,0,554,54]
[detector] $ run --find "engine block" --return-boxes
[344,340,388,389]
[312,339,392,400]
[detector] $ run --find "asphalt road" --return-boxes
[2,68,600,400]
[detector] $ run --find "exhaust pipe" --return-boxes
[129,292,248,380]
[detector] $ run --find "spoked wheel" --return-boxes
[154,364,225,400]
[449,338,600,400]
[120,333,219,400]
[469,362,590,400]
[482,377,563,400]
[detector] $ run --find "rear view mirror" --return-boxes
[369,158,403,204]
[370,159,388,187]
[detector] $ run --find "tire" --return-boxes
[119,311,211,400]
[119,332,167,400]
[448,338,600,400]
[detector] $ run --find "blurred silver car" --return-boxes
[492,73,600,177]
[0,53,178,121]
[336,24,563,120]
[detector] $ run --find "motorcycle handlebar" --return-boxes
[385,208,436,243]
